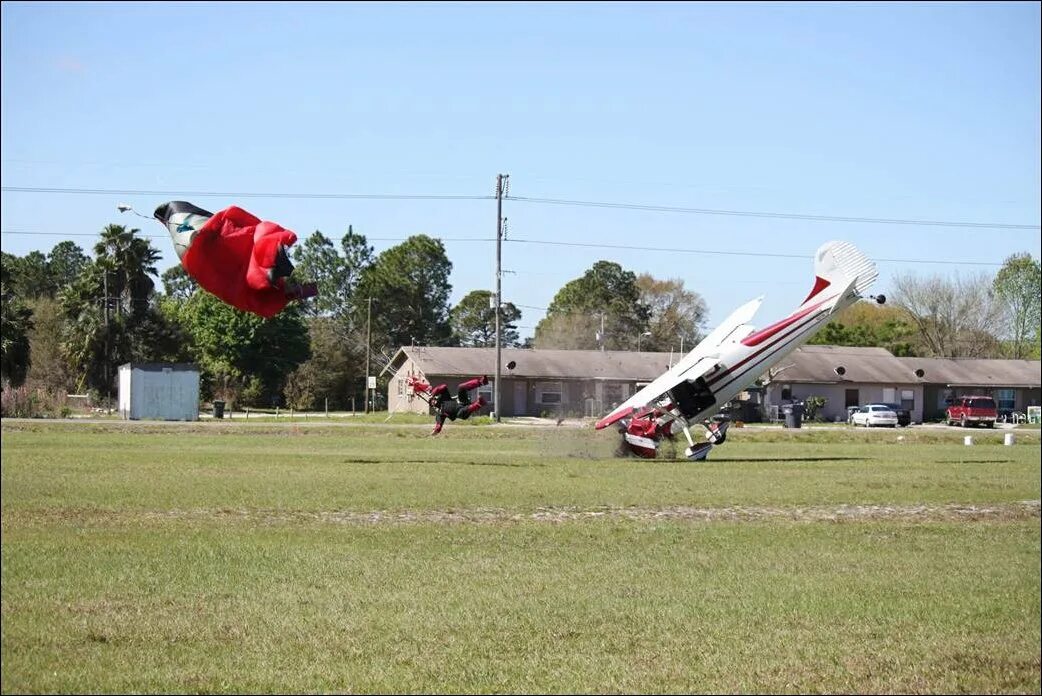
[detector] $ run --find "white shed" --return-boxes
[118,363,200,421]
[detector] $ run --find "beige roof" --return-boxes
[767,345,918,384]
[384,345,1042,388]
[897,357,1041,388]
[769,346,1041,386]
[384,346,678,381]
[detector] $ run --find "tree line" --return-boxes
[807,255,1040,361]
[0,223,710,411]
[2,224,1038,414]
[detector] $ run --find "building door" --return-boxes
[845,389,859,408]
[514,381,527,417]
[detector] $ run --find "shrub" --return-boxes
[804,395,828,422]
[1,381,69,418]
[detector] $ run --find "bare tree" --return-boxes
[532,312,601,350]
[635,274,708,353]
[891,271,1005,358]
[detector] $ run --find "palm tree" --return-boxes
[93,225,161,317]
[58,226,166,398]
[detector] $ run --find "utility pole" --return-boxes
[365,297,372,413]
[103,270,111,410]
[494,173,509,423]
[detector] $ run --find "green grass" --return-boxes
[2,421,1039,693]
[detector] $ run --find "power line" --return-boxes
[1,186,493,201]
[505,237,1008,267]
[1,230,167,239]
[508,195,1041,230]
[0,229,494,243]
[4,185,1038,230]
[0,228,1013,267]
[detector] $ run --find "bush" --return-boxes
[1,382,69,418]
[804,395,828,422]
[240,377,264,408]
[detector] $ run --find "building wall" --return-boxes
[387,368,503,416]
[387,359,424,414]
[765,383,925,423]
[390,357,1038,424]
[384,366,647,419]
[923,385,1042,421]
[118,365,199,421]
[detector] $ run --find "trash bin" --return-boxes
[783,403,804,429]
[213,400,225,419]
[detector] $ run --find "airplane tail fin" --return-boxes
[799,241,878,308]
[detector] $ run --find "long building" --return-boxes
[383,345,1042,423]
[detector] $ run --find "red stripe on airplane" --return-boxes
[740,295,833,347]
[597,295,835,429]
[595,405,637,430]
[801,275,831,305]
[708,308,828,391]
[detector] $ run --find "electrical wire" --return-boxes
[504,237,1008,266]
[4,185,1036,230]
[507,195,1041,230]
[1,230,1012,266]
[1,186,493,201]
[0,230,493,243]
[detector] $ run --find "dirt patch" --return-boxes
[305,500,1042,525]
[11,501,1037,528]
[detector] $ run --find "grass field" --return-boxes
[2,420,1039,694]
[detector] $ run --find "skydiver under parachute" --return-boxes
[151,201,318,318]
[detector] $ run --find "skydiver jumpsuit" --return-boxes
[431,377,487,435]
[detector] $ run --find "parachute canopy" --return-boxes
[154,201,313,318]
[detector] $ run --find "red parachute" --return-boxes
[154,201,316,318]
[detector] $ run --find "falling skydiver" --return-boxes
[407,375,489,435]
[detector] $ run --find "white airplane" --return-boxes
[595,240,882,460]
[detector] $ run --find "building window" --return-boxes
[781,385,792,401]
[845,389,859,408]
[603,382,624,408]
[900,389,914,410]
[478,381,493,408]
[537,382,563,404]
[882,387,896,403]
[996,388,1015,411]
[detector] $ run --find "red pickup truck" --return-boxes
[946,396,998,428]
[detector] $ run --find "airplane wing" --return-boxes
[695,295,763,349]
[594,355,722,430]
[594,296,764,431]
[594,295,764,430]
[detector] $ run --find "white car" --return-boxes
[851,404,899,428]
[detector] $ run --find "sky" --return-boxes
[2,1,1039,346]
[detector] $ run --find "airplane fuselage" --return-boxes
[598,241,879,460]
[676,285,858,426]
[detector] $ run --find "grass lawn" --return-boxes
[2,421,1039,693]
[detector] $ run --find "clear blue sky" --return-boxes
[2,1,1039,344]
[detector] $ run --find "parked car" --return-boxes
[946,396,998,428]
[879,402,912,427]
[851,404,899,428]
[846,405,861,425]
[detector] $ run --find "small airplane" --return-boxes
[595,240,882,460]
